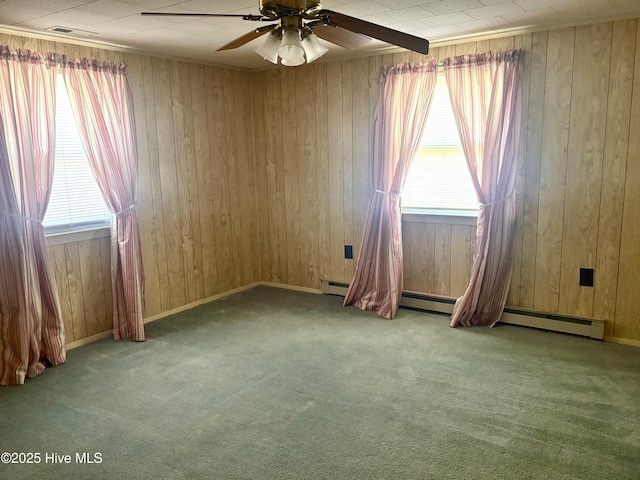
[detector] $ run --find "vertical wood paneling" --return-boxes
[273,71,288,285]
[64,243,86,342]
[77,239,107,337]
[180,62,205,301]
[189,63,218,298]
[533,28,575,313]
[124,52,161,317]
[519,31,547,309]
[327,61,346,283]
[315,63,331,283]
[244,73,261,284]
[423,223,436,294]
[205,67,233,292]
[402,223,429,293]
[296,65,319,288]
[594,20,636,336]
[169,61,198,304]
[614,19,640,341]
[434,224,452,296]
[99,236,113,333]
[489,36,515,51]
[342,60,354,280]
[251,71,271,283]
[402,222,415,290]
[50,244,75,344]
[351,57,370,264]
[152,56,186,309]
[559,23,612,318]
[18,35,41,51]
[281,67,302,286]
[222,69,244,290]
[233,70,258,285]
[140,54,171,314]
[45,238,107,340]
[263,70,288,284]
[450,225,473,297]
[53,41,82,61]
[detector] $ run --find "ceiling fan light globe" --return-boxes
[279,29,304,61]
[255,32,280,64]
[281,56,306,67]
[302,33,328,63]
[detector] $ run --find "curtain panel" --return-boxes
[444,50,522,327]
[344,61,439,319]
[59,57,145,341]
[0,47,66,385]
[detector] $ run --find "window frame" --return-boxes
[401,71,479,223]
[46,225,111,246]
[44,71,111,242]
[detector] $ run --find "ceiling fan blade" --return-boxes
[141,12,266,21]
[318,10,429,55]
[312,24,371,50]
[216,25,278,51]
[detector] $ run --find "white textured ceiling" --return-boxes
[0,0,639,69]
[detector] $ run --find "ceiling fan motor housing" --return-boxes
[259,0,322,19]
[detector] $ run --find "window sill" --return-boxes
[46,225,111,246]
[402,208,478,226]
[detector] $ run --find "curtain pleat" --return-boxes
[60,57,145,341]
[444,50,522,327]
[344,62,439,319]
[0,46,66,385]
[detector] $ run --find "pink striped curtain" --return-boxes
[344,62,439,319]
[60,58,145,341]
[444,50,522,328]
[0,47,66,385]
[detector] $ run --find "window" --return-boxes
[43,74,110,233]
[402,74,478,216]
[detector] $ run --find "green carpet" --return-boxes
[1,285,639,479]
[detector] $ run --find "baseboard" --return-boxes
[67,281,322,350]
[143,282,262,325]
[501,308,604,340]
[68,282,262,350]
[257,281,323,295]
[604,336,640,348]
[321,280,605,340]
[68,280,619,351]
[321,280,456,315]
[67,331,113,350]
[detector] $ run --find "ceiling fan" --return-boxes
[142,0,429,66]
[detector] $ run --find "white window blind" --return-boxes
[43,74,110,230]
[402,74,479,215]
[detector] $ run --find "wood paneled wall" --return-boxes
[249,43,501,295]
[125,54,260,317]
[0,32,261,343]
[49,237,112,344]
[3,17,640,345]
[252,19,640,343]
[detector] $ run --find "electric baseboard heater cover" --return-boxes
[321,280,604,340]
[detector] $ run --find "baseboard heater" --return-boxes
[321,280,604,340]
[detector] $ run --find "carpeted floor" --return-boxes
[1,285,639,479]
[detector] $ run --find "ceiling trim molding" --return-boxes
[1,11,639,72]
[0,24,244,71]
